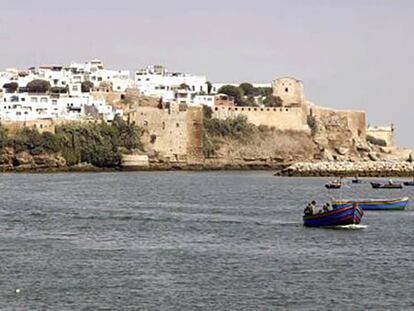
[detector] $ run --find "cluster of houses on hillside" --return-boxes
[0,59,270,123]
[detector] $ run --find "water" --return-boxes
[0,172,413,310]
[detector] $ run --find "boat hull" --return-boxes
[332,197,409,211]
[303,204,364,227]
[370,182,403,189]
[403,181,414,186]
[325,184,341,189]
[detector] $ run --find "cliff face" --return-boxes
[203,128,319,169]
[0,148,67,171]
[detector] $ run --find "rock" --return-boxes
[14,151,33,166]
[336,147,349,156]
[368,152,379,161]
[356,143,371,153]
[379,147,392,154]
[321,149,334,162]
[33,154,60,168]
[0,150,13,165]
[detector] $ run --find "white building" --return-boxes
[0,92,119,122]
[134,65,209,100]
[193,95,215,107]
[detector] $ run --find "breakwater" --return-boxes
[278,161,414,177]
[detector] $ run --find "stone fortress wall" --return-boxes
[127,103,203,163]
[212,77,367,141]
[212,105,309,132]
[308,104,366,139]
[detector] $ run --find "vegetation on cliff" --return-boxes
[218,84,283,107]
[202,106,317,161]
[0,117,143,168]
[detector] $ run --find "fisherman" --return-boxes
[323,203,329,213]
[304,204,312,216]
[326,202,333,211]
[310,200,317,215]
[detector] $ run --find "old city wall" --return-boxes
[211,106,310,132]
[128,105,203,162]
[309,105,366,140]
[0,119,101,135]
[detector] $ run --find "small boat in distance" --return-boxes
[352,177,362,184]
[303,203,364,227]
[332,197,409,211]
[370,181,403,189]
[403,180,414,186]
[325,180,342,189]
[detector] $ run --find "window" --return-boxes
[21,98,25,102]
[16,111,21,116]
[285,88,289,92]
[31,97,38,103]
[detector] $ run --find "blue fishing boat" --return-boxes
[303,204,364,227]
[332,197,409,211]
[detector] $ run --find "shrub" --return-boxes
[81,81,94,93]
[3,82,18,93]
[27,79,51,93]
[367,135,387,147]
[204,115,255,139]
[50,86,68,94]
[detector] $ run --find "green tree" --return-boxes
[112,116,143,151]
[263,95,283,107]
[81,81,94,93]
[179,83,190,90]
[3,82,19,93]
[50,86,68,94]
[239,83,255,96]
[206,81,213,94]
[218,85,244,105]
[27,79,51,93]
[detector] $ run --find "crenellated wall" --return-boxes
[212,105,310,132]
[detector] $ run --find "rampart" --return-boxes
[308,105,366,140]
[211,105,310,132]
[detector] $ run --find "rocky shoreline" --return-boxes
[277,160,414,177]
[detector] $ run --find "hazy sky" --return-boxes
[1,0,413,146]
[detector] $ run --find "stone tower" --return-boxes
[272,77,304,107]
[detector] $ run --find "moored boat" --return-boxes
[370,182,403,189]
[332,197,409,211]
[403,181,414,186]
[325,180,341,189]
[303,204,364,227]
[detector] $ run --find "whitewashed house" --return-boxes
[134,65,209,100]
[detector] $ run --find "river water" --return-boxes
[0,172,413,310]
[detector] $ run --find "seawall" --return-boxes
[279,161,414,177]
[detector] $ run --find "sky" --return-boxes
[0,0,413,147]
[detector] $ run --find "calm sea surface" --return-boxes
[0,172,413,310]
